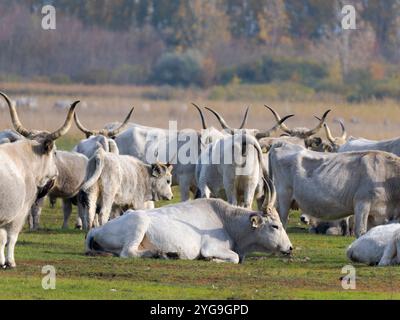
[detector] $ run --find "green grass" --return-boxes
[2,183,400,300]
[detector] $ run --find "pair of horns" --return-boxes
[0,91,77,140]
[74,107,134,138]
[191,103,249,133]
[192,103,293,138]
[262,175,276,212]
[267,105,331,138]
[323,121,347,144]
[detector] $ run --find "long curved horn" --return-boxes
[339,120,347,140]
[0,91,31,137]
[191,103,207,129]
[262,176,277,210]
[204,107,234,134]
[239,106,250,129]
[323,123,335,144]
[255,114,295,139]
[74,112,95,137]
[48,101,79,140]
[106,107,134,137]
[305,109,331,137]
[265,105,292,134]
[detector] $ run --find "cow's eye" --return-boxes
[271,225,279,230]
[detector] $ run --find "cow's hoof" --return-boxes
[1,262,15,269]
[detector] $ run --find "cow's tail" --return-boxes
[241,134,268,179]
[81,149,105,192]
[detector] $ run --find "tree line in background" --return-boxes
[0,0,399,102]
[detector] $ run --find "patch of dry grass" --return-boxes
[1,82,399,142]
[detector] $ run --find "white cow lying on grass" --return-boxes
[85,178,293,263]
[347,224,400,266]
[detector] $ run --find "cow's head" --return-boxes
[322,120,347,152]
[150,162,173,201]
[251,176,293,255]
[266,105,330,140]
[73,108,132,157]
[0,91,77,189]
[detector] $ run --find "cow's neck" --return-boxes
[210,200,256,253]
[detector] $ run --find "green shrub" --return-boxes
[111,64,149,84]
[75,69,111,84]
[151,50,205,87]
[218,56,328,86]
[50,73,71,84]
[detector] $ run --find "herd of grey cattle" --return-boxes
[0,91,399,269]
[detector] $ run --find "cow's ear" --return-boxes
[166,163,173,172]
[250,214,263,229]
[151,163,162,177]
[42,138,55,154]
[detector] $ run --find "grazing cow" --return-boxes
[0,92,76,268]
[300,213,353,236]
[79,147,173,230]
[347,223,400,266]
[196,133,267,208]
[269,142,400,237]
[29,151,88,230]
[85,177,292,263]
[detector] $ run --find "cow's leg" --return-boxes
[223,176,237,206]
[85,190,98,230]
[120,217,153,258]
[4,213,26,268]
[243,185,256,209]
[0,228,6,267]
[29,198,44,231]
[276,190,292,227]
[62,199,72,229]
[200,236,239,263]
[354,201,370,238]
[179,174,193,201]
[379,239,397,266]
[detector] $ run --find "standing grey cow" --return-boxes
[85,176,292,263]
[269,142,400,237]
[79,146,173,230]
[196,133,267,208]
[29,151,88,230]
[0,92,76,268]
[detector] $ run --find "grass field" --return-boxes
[1,82,400,300]
[2,185,400,300]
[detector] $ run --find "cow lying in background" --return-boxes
[80,146,173,230]
[347,224,400,266]
[300,214,353,236]
[85,177,293,263]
